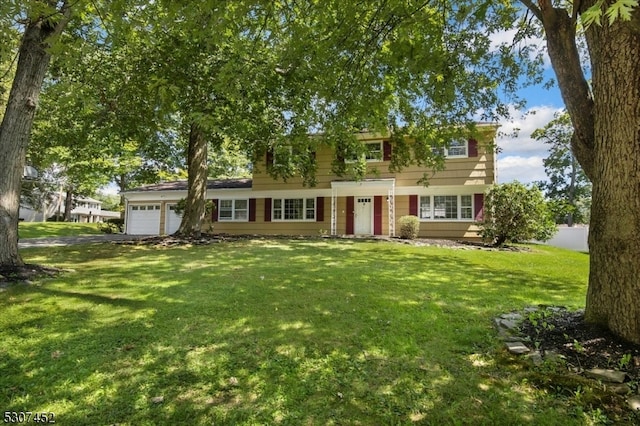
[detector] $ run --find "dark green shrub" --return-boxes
[399,215,420,239]
[479,182,557,246]
[99,218,124,234]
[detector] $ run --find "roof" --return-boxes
[124,178,252,193]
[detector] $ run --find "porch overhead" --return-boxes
[330,179,396,237]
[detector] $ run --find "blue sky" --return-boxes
[495,55,567,184]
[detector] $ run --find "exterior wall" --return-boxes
[252,129,496,191]
[124,127,496,239]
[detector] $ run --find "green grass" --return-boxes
[18,222,102,239]
[0,239,610,425]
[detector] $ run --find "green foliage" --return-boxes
[1,240,598,424]
[98,218,123,234]
[398,215,420,239]
[581,0,639,27]
[479,182,557,246]
[532,112,591,225]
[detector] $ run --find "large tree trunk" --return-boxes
[529,1,640,343]
[175,122,208,237]
[64,188,73,221]
[0,4,71,266]
[583,11,640,343]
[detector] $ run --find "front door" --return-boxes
[354,197,373,235]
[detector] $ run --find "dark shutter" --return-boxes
[374,196,383,235]
[264,198,272,222]
[474,193,484,221]
[249,198,256,222]
[266,150,274,167]
[346,196,354,234]
[409,195,418,216]
[211,199,219,222]
[316,197,324,222]
[383,141,392,161]
[468,139,478,157]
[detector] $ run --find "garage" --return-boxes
[127,204,161,235]
[165,204,182,234]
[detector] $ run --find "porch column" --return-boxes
[331,188,337,236]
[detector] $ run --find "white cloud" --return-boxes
[497,155,546,184]
[496,104,564,184]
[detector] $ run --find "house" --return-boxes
[122,126,497,238]
[19,195,120,223]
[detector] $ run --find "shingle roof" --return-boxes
[124,178,252,193]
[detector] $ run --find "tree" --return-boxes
[520,1,640,343]
[532,111,591,226]
[479,182,556,247]
[0,1,72,266]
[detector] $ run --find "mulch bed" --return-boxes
[519,308,640,383]
[0,264,63,286]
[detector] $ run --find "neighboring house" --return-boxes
[122,127,497,238]
[19,195,120,223]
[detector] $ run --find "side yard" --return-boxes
[1,239,619,424]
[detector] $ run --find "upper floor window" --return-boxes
[347,141,384,163]
[219,199,249,221]
[273,198,315,221]
[431,139,469,158]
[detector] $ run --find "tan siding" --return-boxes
[203,198,331,235]
[252,134,496,191]
[198,194,480,240]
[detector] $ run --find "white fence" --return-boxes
[541,226,589,252]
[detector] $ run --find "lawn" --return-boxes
[18,222,103,239]
[1,239,601,425]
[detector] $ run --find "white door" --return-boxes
[165,204,182,234]
[354,197,373,235]
[128,204,161,235]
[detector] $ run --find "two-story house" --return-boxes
[122,125,497,239]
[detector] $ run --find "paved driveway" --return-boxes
[18,234,149,248]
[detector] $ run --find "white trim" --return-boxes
[418,194,476,222]
[271,197,316,222]
[218,198,250,222]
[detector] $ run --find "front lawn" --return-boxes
[18,222,103,239]
[1,239,599,424]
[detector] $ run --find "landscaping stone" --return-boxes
[628,395,640,411]
[584,368,627,384]
[506,341,530,355]
[526,350,543,366]
[605,383,631,395]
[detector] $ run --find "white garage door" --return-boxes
[128,204,161,235]
[165,204,182,234]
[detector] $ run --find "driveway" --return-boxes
[18,234,149,248]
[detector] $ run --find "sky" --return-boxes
[492,27,567,185]
[495,71,565,185]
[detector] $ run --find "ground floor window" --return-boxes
[219,199,249,221]
[273,198,315,221]
[420,195,473,220]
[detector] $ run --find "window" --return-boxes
[434,196,457,219]
[364,141,383,162]
[446,139,468,158]
[460,195,472,219]
[273,198,315,221]
[219,199,249,221]
[347,141,384,163]
[431,139,468,158]
[419,197,431,219]
[419,195,473,221]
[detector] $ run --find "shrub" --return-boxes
[479,182,557,246]
[98,218,124,234]
[399,215,420,239]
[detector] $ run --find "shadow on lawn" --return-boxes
[3,241,589,424]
